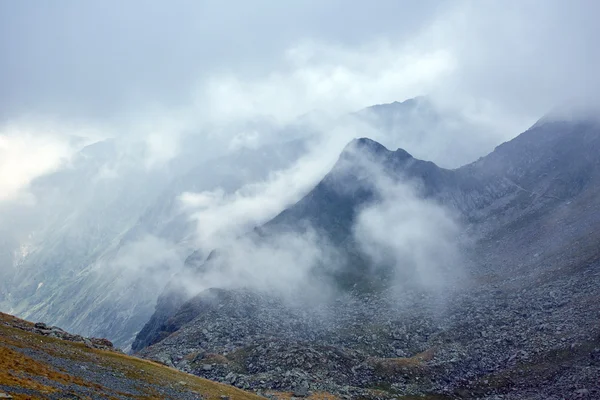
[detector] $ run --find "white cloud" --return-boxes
[195,40,456,125]
[179,124,357,253]
[175,127,465,303]
[105,235,186,292]
[353,173,462,289]
[0,123,74,203]
[184,228,340,302]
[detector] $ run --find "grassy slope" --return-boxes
[0,312,262,400]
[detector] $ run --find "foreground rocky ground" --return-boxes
[0,312,263,399]
[139,254,600,399]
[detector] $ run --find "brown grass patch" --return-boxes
[184,351,201,361]
[97,351,261,399]
[369,348,435,376]
[0,344,104,395]
[0,345,58,393]
[266,391,340,400]
[203,353,230,364]
[0,312,263,400]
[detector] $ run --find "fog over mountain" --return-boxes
[0,97,488,347]
[1,2,600,399]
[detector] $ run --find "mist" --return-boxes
[1,1,599,348]
[161,134,465,313]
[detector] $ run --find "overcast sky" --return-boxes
[0,1,440,122]
[2,0,599,129]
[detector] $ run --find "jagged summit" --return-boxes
[341,137,414,161]
[337,138,415,173]
[343,137,389,154]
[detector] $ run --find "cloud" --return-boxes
[179,121,365,253]
[4,1,600,138]
[105,235,186,293]
[89,36,459,169]
[0,122,75,203]
[0,0,442,122]
[352,163,462,289]
[6,1,599,172]
[96,0,600,165]
[426,0,600,129]
[175,131,464,305]
[195,40,455,125]
[183,228,341,303]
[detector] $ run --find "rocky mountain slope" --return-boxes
[135,117,600,399]
[0,311,262,399]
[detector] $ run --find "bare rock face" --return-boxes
[135,118,600,399]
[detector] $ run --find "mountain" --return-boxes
[1,97,489,350]
[134,117,600,399]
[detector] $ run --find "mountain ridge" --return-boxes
[133,115,600,399]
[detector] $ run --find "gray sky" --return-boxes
[3,0,598,126]
[0,0,444,122]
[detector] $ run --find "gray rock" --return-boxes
[201,364,213,371]
[293,382,309,397]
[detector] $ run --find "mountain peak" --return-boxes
[344,137,389,154]
[341,137,414,163]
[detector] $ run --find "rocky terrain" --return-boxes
[0,311,262,399]
[135,118,600,399]
[137,260,600,399]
